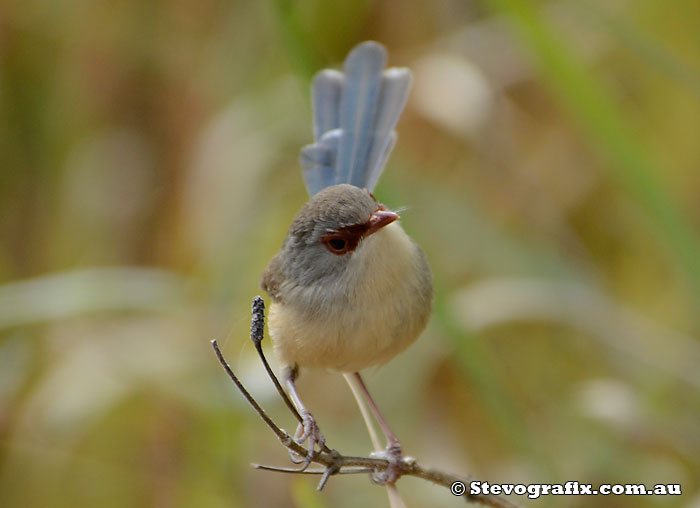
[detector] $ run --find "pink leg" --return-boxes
[284,366,327,464]
[352,372,400,446]
[352,372,404,484]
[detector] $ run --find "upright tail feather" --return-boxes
[300,41,412,196]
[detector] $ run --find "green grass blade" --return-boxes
[484,0,700,302]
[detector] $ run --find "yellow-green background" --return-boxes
[1,0,699,507]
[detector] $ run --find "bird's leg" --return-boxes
[352,372,405,484]
[284,365,327,464]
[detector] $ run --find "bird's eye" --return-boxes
[322,235,350,255]
[329,238,346,251]
[328,237,347,253]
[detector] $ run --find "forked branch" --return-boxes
[211,296,519,508]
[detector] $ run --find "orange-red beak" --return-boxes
[365,209,399,237]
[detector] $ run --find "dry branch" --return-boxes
[211,296,519,508]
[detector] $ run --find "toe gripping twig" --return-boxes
[210,296,520,507]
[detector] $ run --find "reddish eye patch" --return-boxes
[321,227,363,255]
[322,234,350,254]
[321,204,398,256]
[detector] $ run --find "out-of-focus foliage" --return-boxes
[1,0,699,506]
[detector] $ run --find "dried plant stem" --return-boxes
[211,296,520,508]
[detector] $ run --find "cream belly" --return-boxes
[268,223,433,373]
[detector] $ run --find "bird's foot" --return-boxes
[370,441,409,485]
[288,409,326,466]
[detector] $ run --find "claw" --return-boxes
[287,447,307,465]
[288,409,326,467]
[369,441,404,484]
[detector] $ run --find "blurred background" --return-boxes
[1,0,699,506]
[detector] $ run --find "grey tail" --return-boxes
[300,41,412,196]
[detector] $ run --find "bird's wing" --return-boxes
[260,254,285,302]
[300,41,412,196]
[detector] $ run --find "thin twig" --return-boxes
[211,340,293,448]
[248,296,332,457]
[253,464,375,475]
[248,297,303,424]
[211,297,521,507]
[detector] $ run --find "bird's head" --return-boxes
[279,184,399,285]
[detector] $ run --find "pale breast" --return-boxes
[268,223,433,372]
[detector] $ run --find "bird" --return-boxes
[261,41,433,482]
